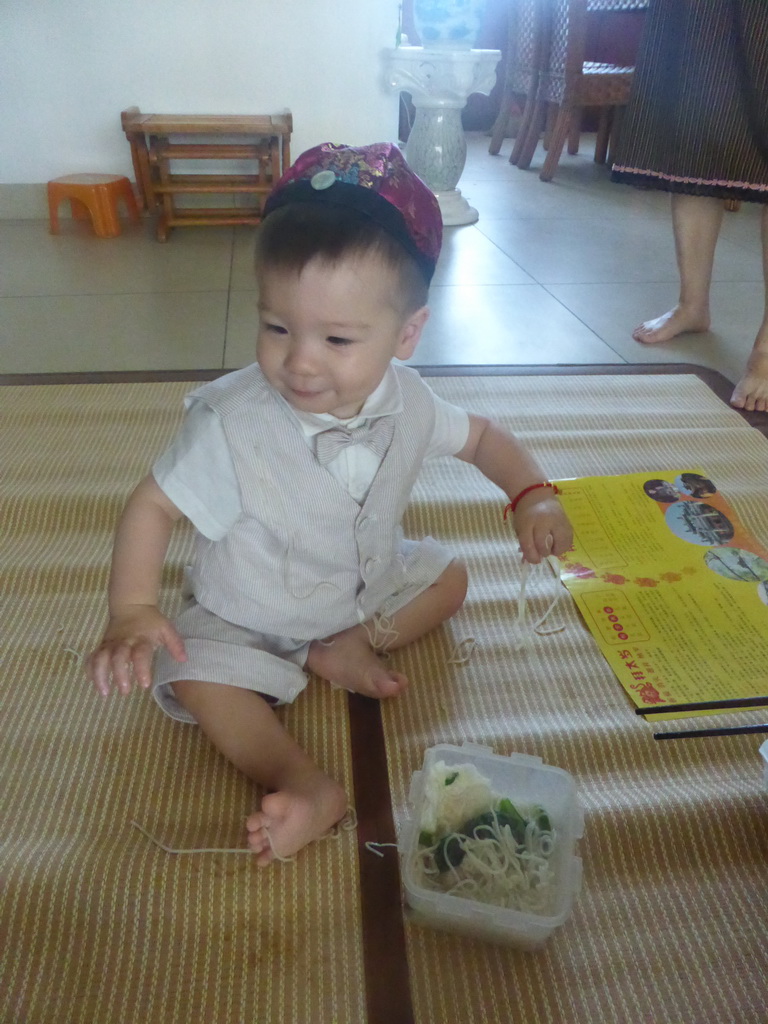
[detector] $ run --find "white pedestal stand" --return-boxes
[386,46,501,225]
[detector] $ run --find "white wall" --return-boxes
[1,0,401,185]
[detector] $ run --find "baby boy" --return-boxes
[87,142,572,864]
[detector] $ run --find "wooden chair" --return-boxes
[516,0,636,181]
[488,0,551,165]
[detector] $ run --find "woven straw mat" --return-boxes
[2,373,767,1024]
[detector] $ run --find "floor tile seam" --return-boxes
[471,212,672,227]
[545,277,762,290]
[548,276,763,287]
[429,276,684,289]
[467,224,538,270]
[706,273,765,284]
[521,273,685,286]
[0,289,233,301]
[538,282,630,364]
[427,281,545,291]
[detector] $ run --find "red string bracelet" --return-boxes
[503,482,560,519]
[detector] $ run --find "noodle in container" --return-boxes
[399,742,584,948]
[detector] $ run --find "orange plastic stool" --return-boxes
[47,174,140,238]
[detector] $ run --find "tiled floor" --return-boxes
[2,133,765,385]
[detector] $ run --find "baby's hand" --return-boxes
[512,495,573,565]
[86,605,187,697]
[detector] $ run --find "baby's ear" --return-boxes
[397,306,430,359]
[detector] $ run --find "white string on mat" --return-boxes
[364,842,399,857]
[62,646,83,666]
[514,555,565,651]
[446,637,477,665]
[131,807,357,860]
[130,820,263,857]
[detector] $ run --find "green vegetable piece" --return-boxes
[433,807,528,873]
[495,800,528,844]
[533,805,552,832]
[444,772,459,786]
[418,829,435,847]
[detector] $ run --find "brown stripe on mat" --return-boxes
[348,694,414,1024]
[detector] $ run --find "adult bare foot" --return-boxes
[731,350,768,412]
[306,626,408,699]
[246,768,347,867]
[632,305,710,345]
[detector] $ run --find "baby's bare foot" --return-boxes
[632,305,710,345]
[307,627,408,699]
[731,349,768,412]
[246,769,347,867]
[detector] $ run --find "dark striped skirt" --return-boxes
[611,0,768,203]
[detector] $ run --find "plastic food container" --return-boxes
[399,742,584,949]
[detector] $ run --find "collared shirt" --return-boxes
[154,365,470,540]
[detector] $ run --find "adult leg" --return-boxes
[306,558,468,699]
[633,193,724,344]
[172,679,346,865]
[731,205,768,412]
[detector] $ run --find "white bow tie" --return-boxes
[314,416,395,465]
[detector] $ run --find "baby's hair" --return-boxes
[255,203,429,314]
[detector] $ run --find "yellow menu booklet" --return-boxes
[553,470,768,719]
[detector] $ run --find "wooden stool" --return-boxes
[47,174,140,238]
[120,109,292,239]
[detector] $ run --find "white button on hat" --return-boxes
[311,170,337,190]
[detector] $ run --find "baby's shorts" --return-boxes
[153,536,453,724]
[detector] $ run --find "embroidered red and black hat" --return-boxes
[262,142,442,282]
